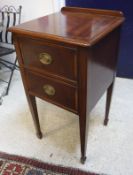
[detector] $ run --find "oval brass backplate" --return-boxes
[39,53,53,65]
[43,84,55,96]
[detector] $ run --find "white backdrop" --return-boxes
[0,0,65,22]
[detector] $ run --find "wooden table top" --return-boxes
[9,7,125,47]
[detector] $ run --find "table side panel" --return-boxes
[87,27,121,112]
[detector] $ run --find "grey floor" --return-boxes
[0,71,133,175]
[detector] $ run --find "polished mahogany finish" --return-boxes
[26,70,78,113]
[10,7,124,47]
[19,37,77,81]
[9,7,124,164]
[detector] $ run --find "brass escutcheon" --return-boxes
[43,84,55,96]
[39,53,53,65]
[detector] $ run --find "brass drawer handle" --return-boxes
[43,84,55,96]
[39,53,53,65]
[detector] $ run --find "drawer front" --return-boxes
[26,71,78,112]
[19,38,77,81]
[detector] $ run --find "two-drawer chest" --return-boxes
[9,7,124,163]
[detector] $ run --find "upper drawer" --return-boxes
[19,37,77,81]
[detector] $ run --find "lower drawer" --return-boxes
[25,71,78,113]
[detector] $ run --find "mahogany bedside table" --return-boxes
[9,7,124,164]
